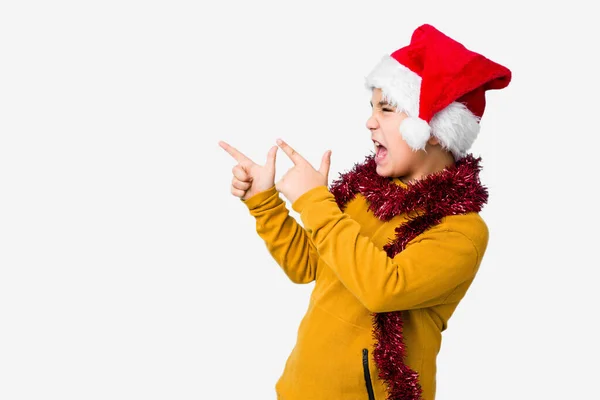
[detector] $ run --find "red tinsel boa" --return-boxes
[328,152,488,400]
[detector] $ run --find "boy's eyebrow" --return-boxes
[370,100,393,107]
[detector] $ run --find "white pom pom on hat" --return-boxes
[398,117,431,150]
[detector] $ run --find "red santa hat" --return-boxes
[365,24,512,161]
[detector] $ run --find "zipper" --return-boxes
[362,348,376,400]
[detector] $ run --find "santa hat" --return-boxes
[365,24,511,161]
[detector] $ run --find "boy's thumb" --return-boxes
[267,145,278,168]
[319,150,332,180]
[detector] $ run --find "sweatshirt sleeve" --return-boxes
[291,185,479,312]
[240,185,319,284]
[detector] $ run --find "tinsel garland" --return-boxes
[328,152,488,400]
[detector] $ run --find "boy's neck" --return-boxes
[398,146,456,184]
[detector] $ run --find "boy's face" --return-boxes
[367,88,426,179]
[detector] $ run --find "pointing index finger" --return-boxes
[219,140,252,164]
[276,138,307,165]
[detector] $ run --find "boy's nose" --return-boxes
[366,115,378,130]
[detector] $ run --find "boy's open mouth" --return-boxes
[375,141,387,162]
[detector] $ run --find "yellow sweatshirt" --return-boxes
[241,178,488,400]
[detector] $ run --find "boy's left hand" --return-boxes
[275,138,332,204]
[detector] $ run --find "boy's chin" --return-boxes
[375,165,391,178]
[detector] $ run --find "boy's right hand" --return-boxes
[219,140,278,201]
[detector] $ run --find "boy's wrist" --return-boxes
[241,185,278,210]
[292,185,331,214]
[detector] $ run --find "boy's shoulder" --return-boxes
[435,212,489,256]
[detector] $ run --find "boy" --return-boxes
[220,23,510,400]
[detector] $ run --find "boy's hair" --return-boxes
[365,24,511,161]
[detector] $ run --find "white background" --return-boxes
[1,1,598,399]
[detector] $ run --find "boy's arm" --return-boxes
[241,185,319,284]
[292,186,485,312]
